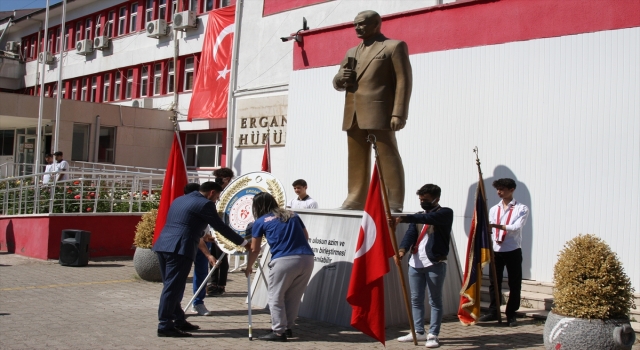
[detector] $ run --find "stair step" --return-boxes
[480,286,554,310]
[481,276,554,295]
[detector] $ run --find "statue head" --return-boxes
[353,10,382,41]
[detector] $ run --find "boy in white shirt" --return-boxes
[287,179,318,209]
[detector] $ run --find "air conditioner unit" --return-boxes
[173,10,197,30]
[38,51,55,64]
[146,19,167,38]
[5,41,20,52]
[93,36,110,50]
[131,98,152,108]
[75,39,93,55]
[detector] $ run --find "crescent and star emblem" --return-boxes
[212,23,234,80]
[354,212,377,259]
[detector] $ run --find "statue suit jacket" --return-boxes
[152,191,244,261]
[333,34,412,131]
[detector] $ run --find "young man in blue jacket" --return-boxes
[392,184,453,348]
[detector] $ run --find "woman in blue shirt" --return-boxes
[245,192,314,342]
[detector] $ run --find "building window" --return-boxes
[125,69,133,99]
[72,123,90,161]
[95,14,102,37]
[72,80,78,100]
[81,78,88,101]
[118,7,127,35]
[184,57,194,91]
[159,0,167,21]
[55,27,61,53]
[61,84,66,99]
[185,132,223,168]
[171,0,178,18]
[52,83,58,98]
[130,3,138,32]
[140,65,149,97]
[30,39,36,58]
[146,0,154,22]
[167,60,174,93]
[107,11,115,37]
[114,71,122,100]
[205,0,214,11]
[90,76,97,102]
[103,74,110,102]
[85,18,92,41]
[98,126,116,163]
[64,31,69,51]
[190,0,199,12]
[75,22,82,42]
[0,130,15,156]
[154,63,162,95]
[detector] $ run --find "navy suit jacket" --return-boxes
[152,191,244,261]
[399,207,454,263]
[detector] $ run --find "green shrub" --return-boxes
[553,234,636,319]
[133,209,158,249]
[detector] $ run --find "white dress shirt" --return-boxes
[489,199,529,252]
[288,196,318,209]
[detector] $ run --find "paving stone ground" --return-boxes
[1,252,637,349]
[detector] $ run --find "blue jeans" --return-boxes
[192,242,211,306]
[408,262,447,335]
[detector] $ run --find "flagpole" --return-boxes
[367,134,417,346]
[473,147,502,324]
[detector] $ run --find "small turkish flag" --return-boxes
[261,133,271,172]
[346,165,395,345]
[188,5,235,121]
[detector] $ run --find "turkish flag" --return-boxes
[187,5,235,121]
[153,133,189,244]
[261,133,271,172]
[346,165,395,345]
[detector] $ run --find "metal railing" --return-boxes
[0,170,214,216]
[0,161,204,179]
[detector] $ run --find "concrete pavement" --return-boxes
[0,252,620,349]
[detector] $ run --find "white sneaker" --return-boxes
[192,303,213,316]
[425,334,440,348]
[397,332,427,342]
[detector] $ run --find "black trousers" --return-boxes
[209,243,229,286]
[487,248,522,319]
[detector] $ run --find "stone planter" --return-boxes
[544,310,636,350]
[133,247,162,282]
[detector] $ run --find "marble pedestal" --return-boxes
[250,209,463,328]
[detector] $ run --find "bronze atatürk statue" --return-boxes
[333,10,412,212]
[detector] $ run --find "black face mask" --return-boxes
[421,199,437,211]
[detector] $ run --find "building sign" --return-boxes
[235,95,287,148]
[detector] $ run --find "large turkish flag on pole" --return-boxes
[346,165,395,345]
[153,133,189,244]
[187,5,235,121]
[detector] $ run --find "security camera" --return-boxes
[280,35,300,43]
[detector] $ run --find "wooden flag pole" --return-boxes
[474,147,502,324]
[367,134,417,345]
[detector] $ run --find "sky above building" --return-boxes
[0,0,63,12]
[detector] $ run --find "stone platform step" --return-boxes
[480,286,554,311]
[481,276,554,295]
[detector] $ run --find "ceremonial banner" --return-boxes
[346,166,395,345]
[457,181,492,325]
[261,133,271,172]
[187,5,235,121]
[153,133,189,244]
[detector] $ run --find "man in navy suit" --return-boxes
[153,181,248,337]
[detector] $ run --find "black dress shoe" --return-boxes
[157,328,192,337]
[259,331,287,342]
[478,313,498,322]
[175,321,200,331]
[507,317,518,327]
[285,329,293,338]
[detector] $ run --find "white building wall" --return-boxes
[281,27,640,289]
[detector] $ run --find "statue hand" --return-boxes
[339,69,356,86]
[390,117,406,131]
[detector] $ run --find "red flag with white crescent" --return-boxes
[261,134,271,172]
[346,165,395,345]
[187,5,235,121]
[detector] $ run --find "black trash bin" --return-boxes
[59,230,90,267]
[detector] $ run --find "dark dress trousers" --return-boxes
[153,191,244,330]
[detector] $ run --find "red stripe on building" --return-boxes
[263,0,333,17]
[293,0,640,70]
